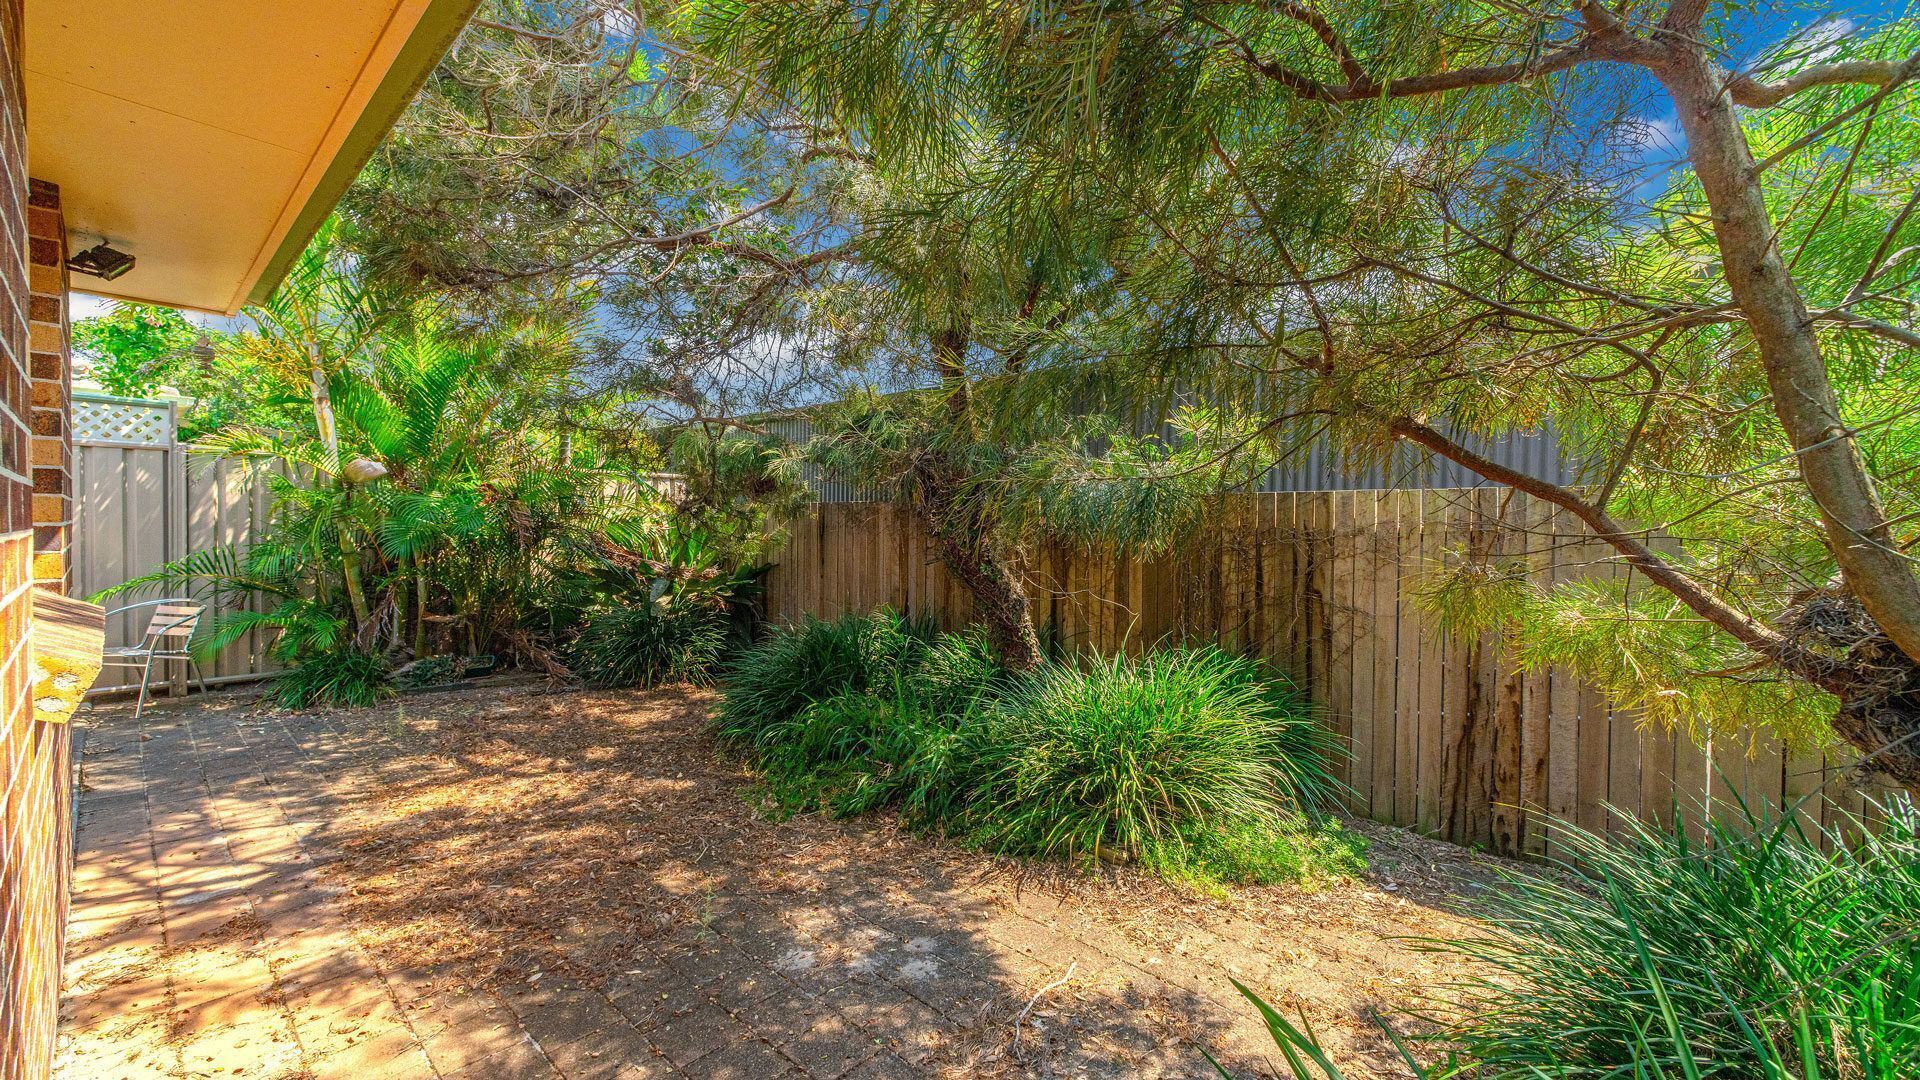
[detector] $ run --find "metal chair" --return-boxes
[100,599,209,718]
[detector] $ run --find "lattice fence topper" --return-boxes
[74,395,174,446]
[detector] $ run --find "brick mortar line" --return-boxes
[131,716,187,1078]
[208,708,463,1078]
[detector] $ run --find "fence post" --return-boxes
[165,399,188,697]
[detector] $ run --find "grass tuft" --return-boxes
[955,647,1343,861]
[714,609,941,746]
[267,645,392,709]
[720,618,1357,890]
[569,603,727,689]
[1139,816,1368,897]
[1428,799,1920,1077]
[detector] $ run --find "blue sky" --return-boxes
[70,0,1917,333]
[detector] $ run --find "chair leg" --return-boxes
[135,654,155,720]
[190,659,208,696]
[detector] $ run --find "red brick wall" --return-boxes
[1,0,76,1075]
[27,179,67,594]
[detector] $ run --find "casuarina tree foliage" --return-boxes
[683,1,1920,790]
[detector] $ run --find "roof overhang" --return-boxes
[25,0,479,316]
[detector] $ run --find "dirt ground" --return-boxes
[60,683,1514,1078]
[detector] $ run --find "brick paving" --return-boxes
[56,687,1499,1079]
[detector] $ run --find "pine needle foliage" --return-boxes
[1419,566,1838,750]
[681,0,1920,778]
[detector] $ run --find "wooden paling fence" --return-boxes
[765,491,1878,859]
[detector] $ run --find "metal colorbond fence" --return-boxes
[760,414,1579,501]
[764,493,1880,859]
[73,395,282,693]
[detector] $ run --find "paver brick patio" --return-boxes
[57,685,1503,1078]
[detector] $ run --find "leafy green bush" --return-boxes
[955,647,1342,861]
[1424,802,1920,1078]
[749,687,970,823]
[721,627,1356,889]
[714,609,944,745]
[568,603,727,689]
[1139,816,1367,896]
[1212,801,1920,1079]
[266,646,393,710]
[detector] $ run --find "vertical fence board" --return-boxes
[1391,491,1423,828]
[1325,492,1354,794]
[761,492,1874,855]
[1347,493,1377,818]
[1367,493,1400,825]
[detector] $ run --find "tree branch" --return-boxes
[1385,416,1792,658]
[1729,51,1920,108]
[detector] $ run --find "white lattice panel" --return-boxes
[74,397,173,446]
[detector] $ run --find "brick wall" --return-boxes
[1,0,77,1074]
[26,180,66,594]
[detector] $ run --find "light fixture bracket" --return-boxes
[68,242,137,282]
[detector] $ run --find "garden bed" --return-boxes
[304,682,1508,1076]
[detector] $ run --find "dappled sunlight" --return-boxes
[52,684,1505,1068]
[55,684,1511,1078]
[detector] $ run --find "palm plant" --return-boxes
[99,249,675,703]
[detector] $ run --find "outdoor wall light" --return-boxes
[68,242,137,281]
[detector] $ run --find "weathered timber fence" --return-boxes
[764,491,1876,859]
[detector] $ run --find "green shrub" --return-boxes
[721,624,1355,890]
[955,647,1342,861]
[267,646,393,709]
[1423,801,1920,1078]
[568,603,727,689]
[913,629,1007,717]
[715,609,944,744]
[749,687,969,822]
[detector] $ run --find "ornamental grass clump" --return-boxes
[1425,800,1920,1078]
[567,603,728,690]
[956,646,1344,866]
[749,686,973,823]
[1216,799,1920,1078]
[265,644,392,710]
[719,621,1358,888]
[714,609,947,746]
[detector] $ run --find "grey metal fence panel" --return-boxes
[768,411,1578,501]
[74,395,283,692]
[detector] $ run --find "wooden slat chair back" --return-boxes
[146,603,203,642]
[100,598,210,718]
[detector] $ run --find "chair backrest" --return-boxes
[143,602,203,642]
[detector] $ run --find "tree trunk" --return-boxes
[414,561,431,658]
[307,348,372,630]
[1661,54,1920,667]
[907,313,1044,669]
[926,520,1044,671]
[1658,50,1920,788]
